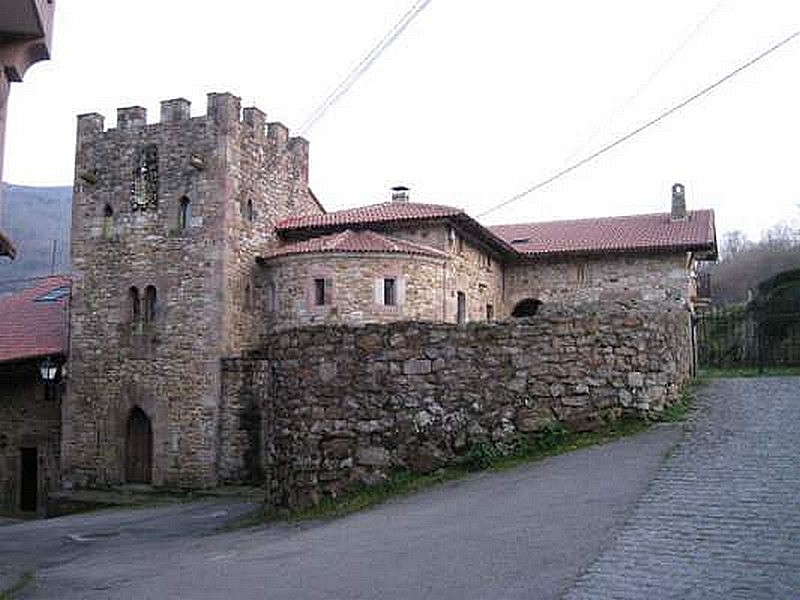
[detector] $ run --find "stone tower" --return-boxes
[63,92,321,490]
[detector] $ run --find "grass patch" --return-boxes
[659,384,696,423]
[229,415,660,529]
[0,570,34,600]
[699,366,800,379]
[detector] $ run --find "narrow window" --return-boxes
[131,145,158,211]
[384,278,397,306]
[144,285,157,323]
[129,286,141,322]
[265,282,276,313]
[178,196,191,231]
[576,262,587,284]
[244,282,252,311]
[246,198,254,223]
[314,278,327,306]
[486,303,494,321]
[102,204,114,239]
[457,291,466,324]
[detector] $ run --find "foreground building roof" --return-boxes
[276,200,519,257]
[0,275,71,363]
[260,229,447,261]
[490,210,717,258]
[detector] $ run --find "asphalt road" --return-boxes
[3,424,681,600]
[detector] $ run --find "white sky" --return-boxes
[5,0,800,240]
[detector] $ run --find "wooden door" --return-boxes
[125,407,153,484]
[19,447,38,512]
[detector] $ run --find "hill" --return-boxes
[0,183,72,291]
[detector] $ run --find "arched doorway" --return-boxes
[125,407,153,484]
[511,298,542,317]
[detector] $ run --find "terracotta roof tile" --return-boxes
[260,229,447,260]
[276,202,464,231]
[0,276,71,363]
[490,210,716,257]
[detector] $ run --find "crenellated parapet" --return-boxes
[74,92,309,187]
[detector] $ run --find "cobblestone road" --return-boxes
[565,377,800,600]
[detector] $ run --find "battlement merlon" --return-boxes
[117,106,147,130]
[288,136,309,183]
[161,98,191,122]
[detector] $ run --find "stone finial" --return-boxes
[117,106,147,130]
[160,98,191,123]
[671,183,686,221]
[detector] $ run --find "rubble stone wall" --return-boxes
[243,300,693,508]
[506,253,691,310]
[0,364,61,515]
[260,253,446,332]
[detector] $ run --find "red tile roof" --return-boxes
[0,276,71,363]
[260,229,447,260]
[0,230,16,259]
[276,201,463,231]
[490,210,717,257]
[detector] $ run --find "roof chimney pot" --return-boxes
[391,185,410,203]
[671,183,686,220]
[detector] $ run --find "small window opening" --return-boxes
[457,291,466,324]
[244,282,252,311]
[486,303,494,321]
[178,197,191,231]
[129,286,141,322]
[246,198,254,223]
[576,262,587,284]
[384,278,397,306]
[314,278,328,306]
[143,285,157,323]
[265,282,276,313]
[131,145,158,211]
[102,204,114,239]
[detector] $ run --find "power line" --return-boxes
[564,0,726,164]
[477,28,800,219]
[298,0,433,136]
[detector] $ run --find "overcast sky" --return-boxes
[5,0,800,239]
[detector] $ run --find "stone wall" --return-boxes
[66,92,318,490]
[260,253,447,331]
[218,359,271,484]
[0,363,61,515]
[245,300,692,508]
[505,253,691,312]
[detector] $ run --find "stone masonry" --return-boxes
[65,93,321,490]
[221,300,692,508]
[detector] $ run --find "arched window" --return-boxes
[144,285,157,323]
[129,286,141,322]
[131,145,159,211]
[178,196,191,231]
[511,298,542,318]
[102,204,114,239]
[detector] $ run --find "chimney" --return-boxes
[391,185,410,203]
[671,183,686,220]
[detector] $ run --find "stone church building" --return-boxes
[1,91,716,512]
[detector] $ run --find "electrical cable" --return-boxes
[477,28,800,219]
[298,0,433,136]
